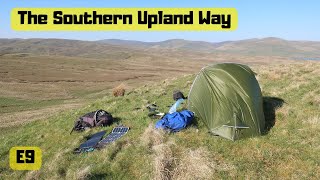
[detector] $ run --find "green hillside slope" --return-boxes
[0,62,319,179]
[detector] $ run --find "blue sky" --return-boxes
[1,0,319,42]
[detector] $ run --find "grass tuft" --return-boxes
[112,83,126,97]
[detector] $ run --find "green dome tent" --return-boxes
[188,63,265,141]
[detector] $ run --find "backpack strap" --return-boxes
[70,118,83,134]
[94,110,110,126]
[94,110,99,126]
[94,109,104,126]
[70,117,91,134]
[70,127,75,134]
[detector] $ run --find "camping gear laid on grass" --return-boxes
[188,63,265,141]
[96,126,129,149]
[73,126,129,154]
[155,110,194,132]
[70,110,113,134]
[146,104,164,119]
[73,130,106,153]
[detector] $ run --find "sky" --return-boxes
[0,0,320,42]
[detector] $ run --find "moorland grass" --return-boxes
[0,62,319,179]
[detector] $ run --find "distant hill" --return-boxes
[214,37,320,57]
[1,37,320,58]
[98,39,219,52]
[98,39,218,52]
[99,37,320,57]
[0,38,139,60]
[97,39,152,49]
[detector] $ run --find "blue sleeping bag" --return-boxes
[155,110,194,132]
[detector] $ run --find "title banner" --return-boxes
[11,8,238,31]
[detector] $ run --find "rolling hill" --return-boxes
[2,37,320,58]
[0,38,137,59]
[99,37,320,57]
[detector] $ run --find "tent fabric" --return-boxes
[155,110,194,132]
[188,63,265,140]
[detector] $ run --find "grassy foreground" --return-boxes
[0,62,319,179]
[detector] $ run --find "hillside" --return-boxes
[0,61,319,179]
[0,38,140,59]
[98,39,218,52]
[215,37,320,57]
[2,38,320,58]
[99,37,320,57]
[0,38,294,128]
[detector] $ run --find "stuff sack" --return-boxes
[155,110,194,132]
[70,110,113,134]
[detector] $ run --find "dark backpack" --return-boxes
[70,110,113,134]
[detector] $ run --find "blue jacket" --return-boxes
[155,110,194,132]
